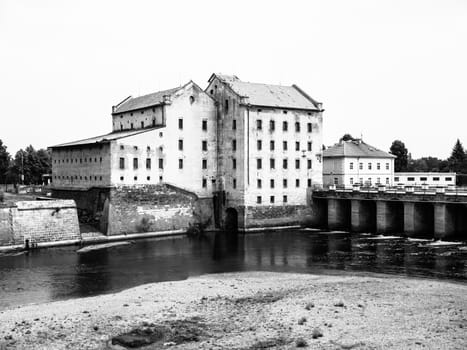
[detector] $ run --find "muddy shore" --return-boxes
[0,272,466,349]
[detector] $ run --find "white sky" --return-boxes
[0,0,466,158]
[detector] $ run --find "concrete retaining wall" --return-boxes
[243,205,311,229]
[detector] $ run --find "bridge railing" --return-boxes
[323,184,467,196]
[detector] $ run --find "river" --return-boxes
[0,229,466,310]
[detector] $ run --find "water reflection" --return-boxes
[0,230,466,310]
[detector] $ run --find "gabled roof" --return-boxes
[323,140,396,159]
[209,73,322,111]
[112,86,182,114]
[49,127,162,149]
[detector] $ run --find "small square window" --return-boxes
[283,195,288,203]
[120,176,124,181]
[147,176,150,181]
[257,196,262,204]
[270,196,275,203]
[134,176,137,181]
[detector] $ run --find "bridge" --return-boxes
[311,186,467,240]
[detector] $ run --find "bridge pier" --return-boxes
[351,200,376,233]
[404,202,434,238]
[376,201,404,234]
[434,203,456,240]
[328,199,350,231]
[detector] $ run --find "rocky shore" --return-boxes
[0,272,466,349]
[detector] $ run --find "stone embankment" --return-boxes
[0,272,466,349]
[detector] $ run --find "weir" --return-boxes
[312,189,467,240]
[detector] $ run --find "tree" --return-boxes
[390,140,408,172]
[0,139,10,184]
[340,134,358,142]
[448,139,465,173]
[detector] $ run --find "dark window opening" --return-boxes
[133,158,138,169]
[119,158,125,169]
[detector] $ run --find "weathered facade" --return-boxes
[205,74,323,229]
[50,74,324,233]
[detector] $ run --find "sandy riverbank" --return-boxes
[0,272,466,349]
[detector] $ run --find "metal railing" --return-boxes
[323,184,467,196]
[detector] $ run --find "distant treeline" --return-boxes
[0,139,51,185]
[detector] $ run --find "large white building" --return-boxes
[323,139,395,187]
[50,74,324,230]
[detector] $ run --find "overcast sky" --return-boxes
[1,0,466,158]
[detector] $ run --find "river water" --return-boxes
[0,229,466,311]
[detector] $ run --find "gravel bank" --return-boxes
[0,272,466,349]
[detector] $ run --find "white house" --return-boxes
[323,139,395,187]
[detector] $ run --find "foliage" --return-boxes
[0,140,10,184]
[339,133,358,142]
[448,139,466,173]
[9,145,51,185]
[390,140,408,172]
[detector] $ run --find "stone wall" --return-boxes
[107,184,214,235]
[243,205,310,229]
[0,200,80,247]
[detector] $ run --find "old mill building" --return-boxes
[50,74,324,234]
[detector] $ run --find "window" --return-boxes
[232,119,237,130]
[133,158,138,169]
[350,162,354,170]
[377,178,381,184]
[386,163,389,170]
[283,110,287,114]
[408,177,415,181]
[283,178,288,188]
[307,142,312,151]
[270,120,275,131]
[386,178,389,185]
[178,139,183,151]
[283,141,288,151]
[270,140,275,150]
[295,122,300,132]
[296,179,300,187]
[141,121,144,128]
[377,163,381,170]
[202,159,207,169]
[270,179,275,188]
[120,124,123,131]
[120,176,124,181]
[147,176,150,181]
[283,121,288,131]
[334,178,338,185]
[134,176,138,181]
[147,146,151,151]
[350,178,354,185]
[270,158,275,169]
[367,178,372,185]
[202,178,207,188]
[283,158,288,169]
[233,178,237,189]
[257,196,262,204]
[368,163,372,170]
[152,119,156,127]
[283,195,287,203]
[307,179,312,187]
[270,196,275,204]
[146,158,151,169]
[232,158,237,169]
[420,177,428,181]
[100,157,102,163]
[225,99,229,112]
[159,176,163,182]
[307,159,312,169]
[307,123,312,132]
[130,123,134,129]
[202,140,207,151]
[433,177,440,181]
[445,177,452,181]
[394,177,399,182]
[257,158,262,169]
[178,159,183,169]
[257,179,262,188]
[119,157,125,169]
[256,119,262,130]
[359,163,363,170]
[178,118,183,129]
[159,158,163,169]
[258,109,262,112]
[257,140,262,150]
[133,146,138,151]
[202,120,207,131]
[295,159,300,169]
[295,142,300,151]
[190,96,195,104]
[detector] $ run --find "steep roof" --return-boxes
[210,73,322,111]
[112,86,181,114]
[323,140,396,159]
[50,127,162,149]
